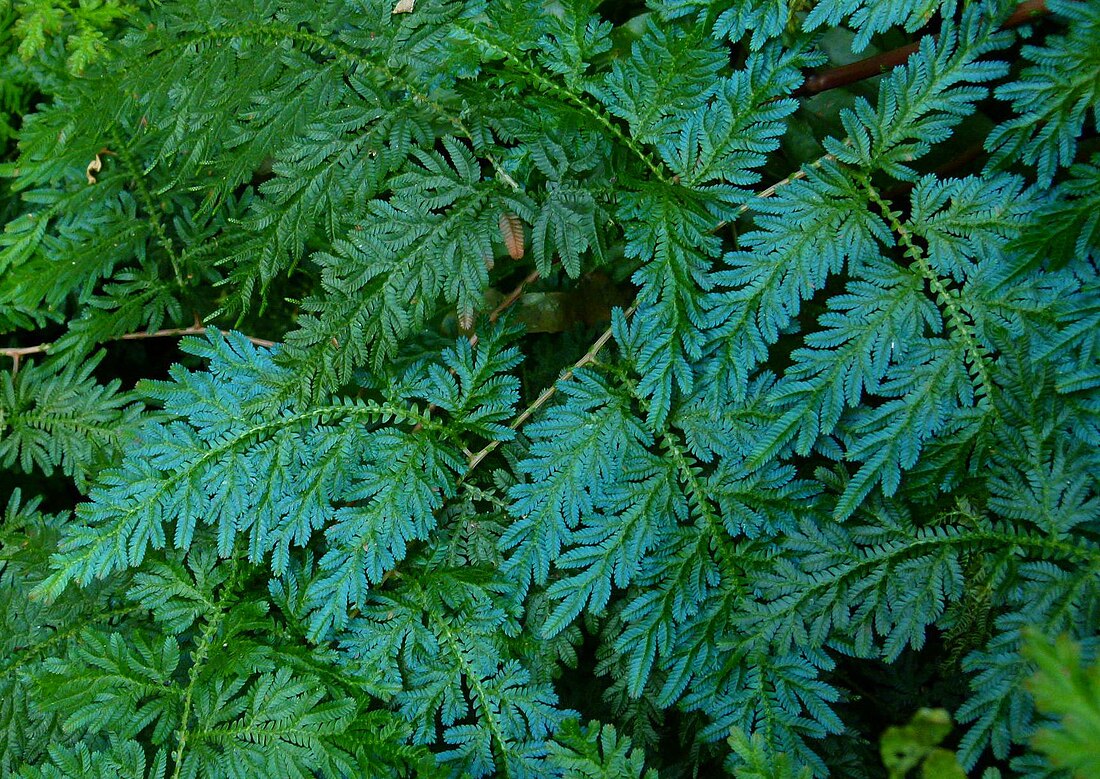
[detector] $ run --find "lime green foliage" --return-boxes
[880,708,966,779]
[728,729,813,779]
[10,0,130,72]
[1023,631,1100,778]
[0,0,134,162]
[1,0,1099,777]
[0,4,28,143]
[549,720,657,779]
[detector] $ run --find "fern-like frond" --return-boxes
[986,0,1100,185]
[825,9,1011,180]
[0,353,142,486]
[16,740,166,779]
[589,22,725,145]
[39,332,438,597]
[286,137,525,378]
[546,719,656,778]
[341,566,568,777]
[617,188,718,424]
[707,160,889,403]
[502,369,649,593]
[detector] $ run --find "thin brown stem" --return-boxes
[794,0,1048,98]
[117,325,276,348]
[489,270,541,325]
[465,269,543,353]
[465,304,633,473]
[2,325,276,374]
[795,43,919,97]
[713,153,836,234]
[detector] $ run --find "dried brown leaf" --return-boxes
[86,154,102,185]
[498,212,525,260]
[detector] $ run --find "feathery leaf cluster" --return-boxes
[2,0,1098,776]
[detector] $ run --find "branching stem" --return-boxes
[170,555,246,779]
[455,26,674,185]
[863,178,998,411]
[465,303,634,472]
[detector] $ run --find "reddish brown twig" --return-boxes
[796,42,920,97]
[465,269,543,351]
[1004,0,1048,27]
[794,0,1048,98]
[489,269,540,324]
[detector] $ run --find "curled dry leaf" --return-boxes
[86,154,102,184]
[392,0,414,13]
[498,212,525,260]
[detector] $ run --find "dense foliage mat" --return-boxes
[1,0,1099,776]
